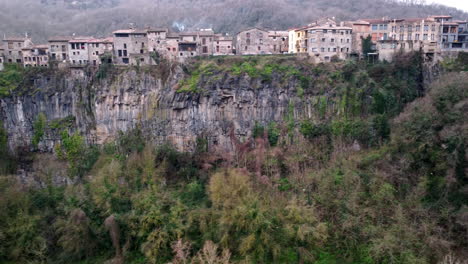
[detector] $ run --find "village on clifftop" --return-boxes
[0,15,467,71]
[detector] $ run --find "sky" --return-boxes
[429,0,468,12]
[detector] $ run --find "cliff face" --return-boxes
[0,63,312,154]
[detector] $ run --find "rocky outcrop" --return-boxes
[0,64,314,154]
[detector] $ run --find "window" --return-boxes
[399,34,404,40]
[123,58,129,64]
[323,29,328,33]
[259,39,263,45]
[331,38,335,42]
[273,45,277,51]
[416,25,421,31]
[424,25,429,31]
[431,24,436,31]
[423,34,428,40]
[407,34,412,40]
[216,46,220,52]
[124,44,127,49]
[140,58,144,62]
[408,25,412,32]
[245,46,248,50]
[140,49,143,54]
[347,39,350,43]
[202,46,208,53]
[372,24,378,30]
[246,39,251,45]
[340,39,343,43]
[258,46,261,51]
[333,48,337,52]
[321,48,325,52]
[202,38,206,45]
[431,34,435,41]
[8,42,13,49]
[400,25,405,32]
[259,33,263,38]
[321,38,326,42]
[123,50,127,56]
[415,34,420,40]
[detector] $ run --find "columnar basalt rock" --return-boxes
[0,65,309,154]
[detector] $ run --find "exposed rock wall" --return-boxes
[0,65,313,154]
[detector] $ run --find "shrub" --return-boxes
[32,113,46,148]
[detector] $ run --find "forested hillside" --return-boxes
[0,0,467,42]
[0,52,466,263]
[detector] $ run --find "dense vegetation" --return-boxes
[0,0,467,43]
[0,53,467,264]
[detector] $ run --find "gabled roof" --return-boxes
[3,37,30,41]
[237,27,270,35]
[87,37,113,43]
[69,37,94,43]
[147,28,169,33]
[361,18,391,24]
[48,36,73,42]
[113,29,147,35]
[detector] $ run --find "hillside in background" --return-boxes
[0,0,467,43]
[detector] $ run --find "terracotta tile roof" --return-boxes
[147,28,169,32]
[48,36,73,42]
[87,37,113,43]
[113,29,147,34]
[3,37,30,41]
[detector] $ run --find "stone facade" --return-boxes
[113,29,150,65]
[88,37,113,65]
[213,35,234,55]
[22,45,49,67]
[307,19,352,62]
[236,28,276,55]
[68,37,93,66]
[3,37,34,64]
[48,37,71,62]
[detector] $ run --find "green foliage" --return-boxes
[56,131,99,177]
[252,121,264,139]
[267,122,280,147]
[361,35,374,57]
[300,120,330,140]
[32,113,47,147]
[0,122,16,174]
[0,64,24,97]
[441,52,468,72]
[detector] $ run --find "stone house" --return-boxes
[306,18,353,62]
[68,37,93,66]
[374,16,452,61]
[345,20,372,57]
[268,31,289,54]
[213,34,234,55]
[113,29,149,65]
[165,33,181,60]
[48,36,72,62]
[147,28,170,59]
[22,45,49,67]
[88,37,113,65]
[236,28,271,55]
[3,37,34,63]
